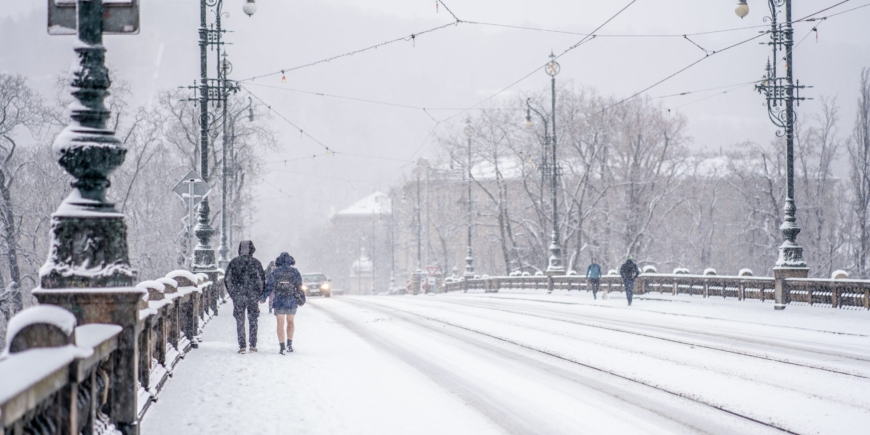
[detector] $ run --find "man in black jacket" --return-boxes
[619,255,641,306]
[225,240,266,354]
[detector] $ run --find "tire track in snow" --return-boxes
[437,298,870,379]
[309,301,560,435]
[345,297,806,435]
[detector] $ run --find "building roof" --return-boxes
[335,191,392,217]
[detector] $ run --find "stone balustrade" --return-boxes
[443,271,870,310]
[0,270,226,435]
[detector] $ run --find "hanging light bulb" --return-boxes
[735,1,749,19]
[281,70,286,83]
[436,0,439,12]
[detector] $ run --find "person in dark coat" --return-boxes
[224,240,266,354]
[262,252,304,355]
[586,258,602,300]
[264,261,277,314]
[619,255,641,306]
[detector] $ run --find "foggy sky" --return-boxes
[2,0,869,262]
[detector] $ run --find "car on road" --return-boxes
[302,273,331,297]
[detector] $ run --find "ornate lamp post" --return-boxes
[196,0,255,274]
[524,53,564,275]
[463,119,475,285]
[544,52,564,274]
[738,0,810,310]
[38,1,142,433]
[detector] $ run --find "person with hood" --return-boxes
[619,255,641,306]
[264,261,277,314]
[224,240,266,354]
[262,252,304,355]
[586,258,602,300]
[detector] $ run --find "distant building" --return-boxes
[331,192,392,294]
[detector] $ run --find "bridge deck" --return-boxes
[142,292,870,435]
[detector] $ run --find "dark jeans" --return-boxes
[623,279,635,304]
[232,296,260,348]
[589,278,600,298]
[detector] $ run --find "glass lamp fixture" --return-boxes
[735,0,749,19]
[243,0,257,17]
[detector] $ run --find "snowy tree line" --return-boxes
[297,69,870,290]
[0,72,274,344]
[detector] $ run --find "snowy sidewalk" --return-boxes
[140,299,500,435]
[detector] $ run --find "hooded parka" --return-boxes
[263,252,303,311]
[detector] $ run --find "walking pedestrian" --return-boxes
[619,255,641,306]
[264,261,276,314]
[262,252,305,355]
[586,258,602,300]
[224,240,266,354]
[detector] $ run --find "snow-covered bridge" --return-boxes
[139,292,870,435]
[4,284,869,435]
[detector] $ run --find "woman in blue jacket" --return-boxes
[262,252,304,354]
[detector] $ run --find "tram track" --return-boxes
[339,297,804,435]
[423,297,870,379]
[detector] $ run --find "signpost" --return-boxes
[426,266,439,294]
[173,170,210,268]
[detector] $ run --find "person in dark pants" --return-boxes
[262,252,304,355]
[619,255,641,306]
[586,258,602,299]
[224,240,266,354]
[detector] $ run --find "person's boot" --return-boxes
[279,343,286,355]
[238,347,246,354]
[249,346,258,353]
[287,340,293,353]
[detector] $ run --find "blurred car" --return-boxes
[301,273,331,297]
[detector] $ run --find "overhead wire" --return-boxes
[436,0,638,125]
[242,85,415,165]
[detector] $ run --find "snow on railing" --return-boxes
[442,271,869,310]
[0,269,227,434]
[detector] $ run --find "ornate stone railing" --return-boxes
[0,270,226,435]
[443,273,870,310]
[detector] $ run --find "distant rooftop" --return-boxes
[335,191,392,217]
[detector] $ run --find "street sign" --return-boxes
[172,170,210,206]
[426,266,440,276]
[48,0,141,36]
[173,170,210,269]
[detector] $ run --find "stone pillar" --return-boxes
[773,267,808,310]
[34,1,142,433]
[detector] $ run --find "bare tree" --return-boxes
[848,68,870,278]
[0,73,44,316]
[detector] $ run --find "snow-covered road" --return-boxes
[141,292,870,435]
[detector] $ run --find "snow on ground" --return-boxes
[142,291,870,435]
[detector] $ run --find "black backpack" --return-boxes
[275,279,295,298]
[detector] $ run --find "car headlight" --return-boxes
[320,283,330,290]
[301,284,309,291]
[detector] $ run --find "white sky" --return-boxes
[2,0,869,260]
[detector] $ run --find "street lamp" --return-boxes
[544,52,564,274]
[219,95,253,269]
[523,53,564,274]
[243,0,257,17]
[735,0,749,19]
[463,119,475,287]
[195,0,256,274]
[740,0,810,309]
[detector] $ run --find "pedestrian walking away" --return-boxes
[262,252,306,355]
[264,261,277,314]
[224,240,266,354]
[619,255,641,306]
[586,258,602,300]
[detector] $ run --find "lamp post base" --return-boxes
[773,266,808,310]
